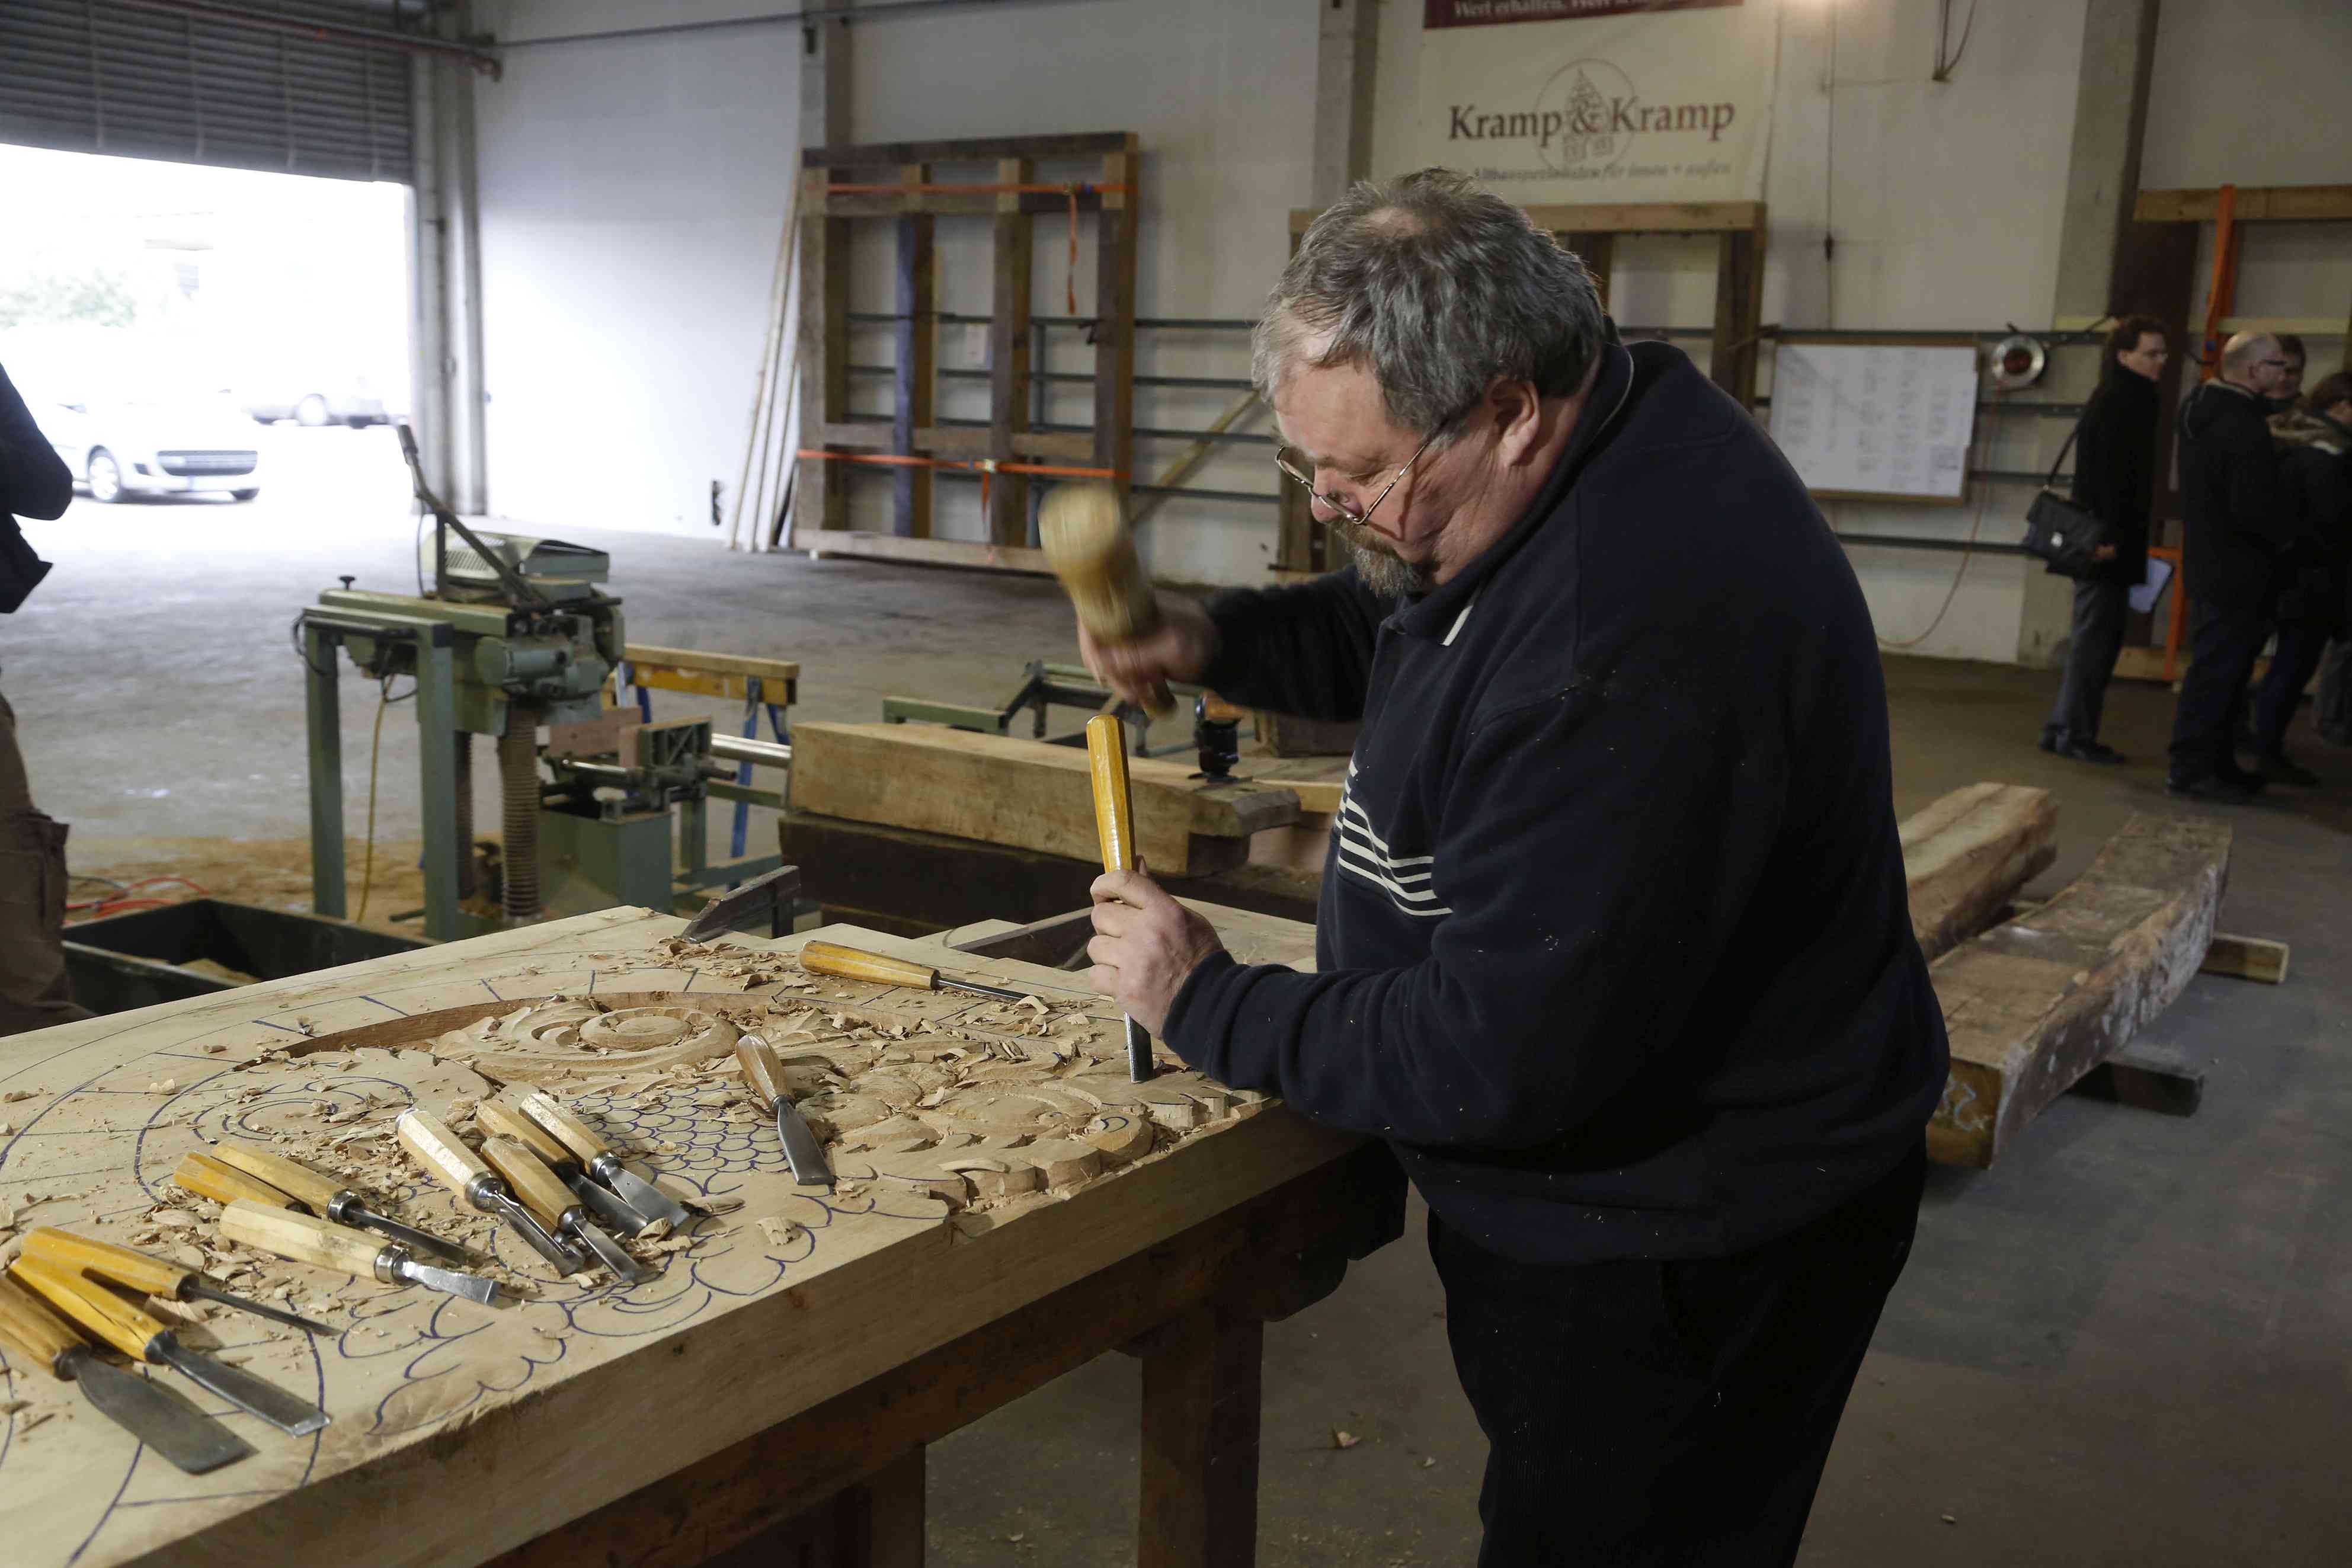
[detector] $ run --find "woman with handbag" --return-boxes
[2039,316,2168,763]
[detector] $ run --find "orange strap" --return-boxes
[827,181,1130,317]
[2197,184,2240,383]
[795,448,1125,519]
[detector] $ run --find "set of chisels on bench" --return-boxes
[0,1090,702,1474]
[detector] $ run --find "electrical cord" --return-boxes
[353,674,417,924]
[1876,428,1995,650]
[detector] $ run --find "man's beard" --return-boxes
[1332,519,1435,598]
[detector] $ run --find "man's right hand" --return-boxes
[1080,592,1220,706]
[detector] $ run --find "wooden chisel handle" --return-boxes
[734,1036,788,1112]
[476,1099,575,1169]
[480,1138,575,1230]
[1084,713,1140,874]
[397,1109,491,1198]
[21,1227,190,1299]
[220,1202,386,1281]
[210,1140,347,1213]
[517,1092,612,1163]
[174,1152,302,1212]
[10,1259,164,1364]
[798,940,939,990]
[0,1272,84,1378]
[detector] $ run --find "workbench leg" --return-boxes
[1139,1306,1263,1568]
[703,1445,925,1568]
[852,1447,926,1568]
[303,622,345,919]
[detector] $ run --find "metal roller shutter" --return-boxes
[0,0,414,184]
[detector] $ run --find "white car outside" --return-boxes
[42,392,263,503]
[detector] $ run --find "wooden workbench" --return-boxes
[0,905,1398,1568]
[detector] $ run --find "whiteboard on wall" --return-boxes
[1766,340,1981,504]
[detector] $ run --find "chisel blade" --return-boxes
[564,1170,654,1238]
[156,1339,329,1436]
[343,1204,476,1266]
[185,1281,332,1337]
[1125,1016,1155,1083]
[71,1351,254,1474]
[569,1220,653,1285]
[594,1159,693,1231]
[393,1257,501,1306]
[486,1191,588,1274]
[775,1101,833,1189]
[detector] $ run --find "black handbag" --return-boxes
[2020,414,2105,578]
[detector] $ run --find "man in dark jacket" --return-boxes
[2040,315,2167,763]
[2166,332,2299,800]
[2269,372,2352,754]
[1077,172,1948,1566]
[0,359,91,1038]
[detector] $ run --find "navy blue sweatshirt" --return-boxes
[1166,341,1948,1266]
[0,361,71,613]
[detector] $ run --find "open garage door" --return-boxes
[0,0,414,184]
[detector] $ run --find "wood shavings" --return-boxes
[756,1217,801,1247]
[12,1407,55,1433]
[2,1090,36,1103]
[146,1080,177,1094]
[1332,1430,1360,1450]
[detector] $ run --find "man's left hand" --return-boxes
[1087,868,1225,1036]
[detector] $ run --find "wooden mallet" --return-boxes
[1041,481,1173,716]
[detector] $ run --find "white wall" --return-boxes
[460,0,2349,658]
[470,2,804,539]
[1377,0,2089,664]
[2148,0,2352,373]
[2142,0,2352,192]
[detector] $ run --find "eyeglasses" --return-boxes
[1274,420,1452,528]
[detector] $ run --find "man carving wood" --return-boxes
[1077,170,1948,1566]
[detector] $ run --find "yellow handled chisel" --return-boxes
[9,1258,331,1436]
[0,1272,253,1473]
[798,939,1036,1004]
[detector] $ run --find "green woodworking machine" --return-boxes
[295,430,783,940]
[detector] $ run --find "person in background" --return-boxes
[2040,315,2167,764]
[2265,371,2352,762]
[2167,332,2300,802]
[2268,334,2308,418]
[0,359,92,1038]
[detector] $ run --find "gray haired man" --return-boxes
[1079,171,1947,1564]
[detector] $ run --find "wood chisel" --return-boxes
[735,1035,833,1188]
[516,1090,695,1231]
[1085,712,1157,1081]
[10,1257,331,1436]
[25,1222,333,1337]
[0,1272,254,1474]
[394,1109,585,1275]
[478,1097,654,1238]
[208,1138,478,1265]
[798,939,1039,1004]
[479,1137,654,1284]
[218,1201,501,1306]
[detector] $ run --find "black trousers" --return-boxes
[2253,614,2333,757]
[2167,599,2272,778]
[2043,578,2130,746]
[1432,1147,1926,1568]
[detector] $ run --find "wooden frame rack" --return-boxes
[792,132,1141,574]
[1276,199,1766,573]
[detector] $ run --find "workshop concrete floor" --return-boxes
[7,464,2348,1565]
